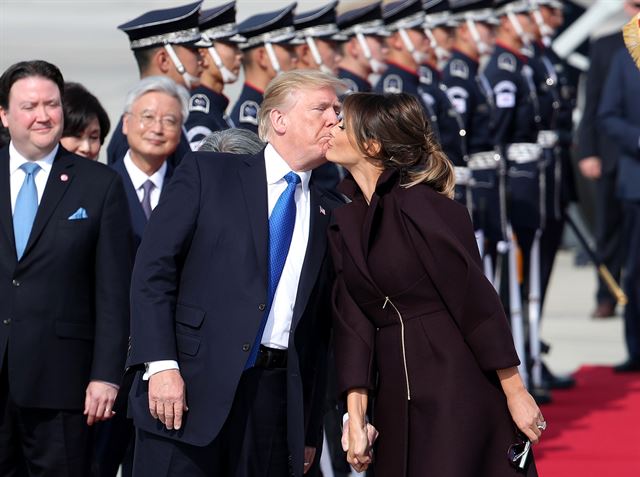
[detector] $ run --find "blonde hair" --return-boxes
[343,92,455,198]
[258,70,347,141]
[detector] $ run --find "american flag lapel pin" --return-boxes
[319,205,326,216]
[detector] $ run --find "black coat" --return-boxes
[329,170,537,477]
[0,146,133,410]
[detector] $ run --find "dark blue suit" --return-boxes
[127,150,342,476]
[599,47,640,362]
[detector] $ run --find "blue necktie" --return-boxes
[13,162,41,260]
[246,171,301,368]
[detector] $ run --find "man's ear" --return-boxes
[270,108,287,135]
[295,44,311,67]
[0,107,8,128]
[255,47,269,69]
[122,112,130,136]
[154,49,172,74]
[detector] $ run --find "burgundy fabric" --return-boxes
[329,170,538,477]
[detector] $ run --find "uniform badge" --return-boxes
[189,93,210,114]
[449,59,469,80]
[497,53,517,73]
[239,100,259,126]
[494,80,517,109]
[446,86,469,114]
[342,78,359,94]
[419,91,435,107]
[383,74,402,94]
[419,66,433,85]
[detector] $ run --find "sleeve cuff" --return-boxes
[143,360,180,380]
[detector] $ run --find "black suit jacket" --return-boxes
[111,159,174,249]
[0,145,134,410]
[576,31,624,172]
[127,150,343,477]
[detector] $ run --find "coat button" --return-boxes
[242,343,250,352]
[258,303,266,311]
[2,318,11,325]
[12,279,20,287]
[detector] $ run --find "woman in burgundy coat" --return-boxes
[326,93,544,476]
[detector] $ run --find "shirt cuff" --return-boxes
[143,360,180,380]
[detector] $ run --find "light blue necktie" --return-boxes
[13,162,41,260]
[246,171,301,368]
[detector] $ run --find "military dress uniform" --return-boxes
[337,67,372,93]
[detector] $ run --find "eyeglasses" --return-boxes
[507,439,531,470]
[132,112,181,132]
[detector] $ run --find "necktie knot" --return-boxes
[284,171,301,186]
[21,162,40,176]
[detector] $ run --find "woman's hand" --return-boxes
[506,387,545,444]
[347,418,373,473]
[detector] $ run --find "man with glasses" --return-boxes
[107,1,207,166]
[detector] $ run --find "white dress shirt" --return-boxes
[9,142,58,213]
[123,151,168,210]
[144,144,311,379]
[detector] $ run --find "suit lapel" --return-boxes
[238,151,268,285]
[291,186,330,329]
[112,160,147,240]
[22,148,75,258]
[0,147,14,253]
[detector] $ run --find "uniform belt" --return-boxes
[454,166,472,185]
[468,151,499,170]
[255,345,288,369]
[506,143,542,163]
[537,130,559,149]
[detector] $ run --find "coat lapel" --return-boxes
[22,148,74,258]
[0,147,14,253]
[291,186,330,329]
[238,151,268,286]
[112,159,147,240]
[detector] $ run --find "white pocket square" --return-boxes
[68,207,88,220]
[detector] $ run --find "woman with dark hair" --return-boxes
[326,92,542,477]
[60,82,110,160]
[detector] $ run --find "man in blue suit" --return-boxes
[599,44,640,373]
[128,69,345,477]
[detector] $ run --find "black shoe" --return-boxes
[542,362,576,390]
[614,359,640,373]
[530,386,552,405]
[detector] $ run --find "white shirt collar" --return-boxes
[264,143,311,190]
[9,141,58,175]
[123,150,168,192]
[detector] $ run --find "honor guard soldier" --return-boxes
[230,3,299,134]
[184,1,244,148]
[423,0,456,69]
[336,1,389,94]
[444,0,500,255]
[109,1,206,165]
[293,1,346,75]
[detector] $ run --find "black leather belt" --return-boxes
[255,345,288,369]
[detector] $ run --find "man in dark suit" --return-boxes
[576,0,640,318]
[598,43,640,373]
[0,60,133,475]
[93,76,186,477]
[128,69,345,477]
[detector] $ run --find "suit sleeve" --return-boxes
[400,190,520,372]
[598,51,640,157]
[91,173,134,384]
[576,38,607,159]
[128,153,202,367]
[328,224,377,396]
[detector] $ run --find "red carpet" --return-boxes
[535,366,640,476]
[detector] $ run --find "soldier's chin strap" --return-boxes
[465,19,492,57]
[305,37,334,75]
[164,44,200,89]
[355,32,387,74]
[264,42,282,75]
[423,28,451,66]
[506,11,533,56]
[203,35,238,84]
[398,28,429,66]
[531,9,553,47]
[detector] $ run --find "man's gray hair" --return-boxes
[198,128,265,155]
[123,76,190,125]
[257,70,347,141]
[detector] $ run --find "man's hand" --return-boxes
[579,156,602,179]
[341,417,379,473]
[84,381,118,426]
[148,369,188,430]
[303,447,316,474]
